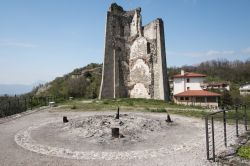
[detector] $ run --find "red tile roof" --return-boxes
[174,90,221,97]
[173,72,206,78]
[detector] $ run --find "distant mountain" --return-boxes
[0,81,46,96]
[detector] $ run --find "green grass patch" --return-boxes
[144,107,208,118]
[71,105,77,109]
[57,98,211,118]
[208,108,250,124]
[61,98,204,110]
[146,108,167,113]
[56,98,250,120]
[238,146,250,159]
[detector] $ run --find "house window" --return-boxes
[207,97,216,102]
[185,97,189,100]
[180,97,184,101]
[187,78,190,83]
[196,97,205,102]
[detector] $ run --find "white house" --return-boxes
[201,82,230,91]
[173,70,221,108]
[173,70,206,95]
[239,83,250,96]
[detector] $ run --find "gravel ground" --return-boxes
[0,107,215,166]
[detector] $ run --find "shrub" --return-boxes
[71,105,77,109]
[238,146,250,159]
[147,108,166,113]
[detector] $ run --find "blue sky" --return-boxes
[0,0,250,84]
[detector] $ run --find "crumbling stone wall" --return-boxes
[99,3,169,101]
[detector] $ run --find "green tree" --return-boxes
[221,90,233,106]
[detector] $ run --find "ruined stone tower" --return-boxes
[99,3,169,101]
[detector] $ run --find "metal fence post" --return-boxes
[8,100,11,113]
[205,116,210,160]
[5,106,8,116]
[236,106,239,137]
[44,97,46,106]
[25,98,27,110]
[211,116,215,162]
[244,105,248,131]
[30,97,33,110]
[223,108,227,147]
[17,98,20,108]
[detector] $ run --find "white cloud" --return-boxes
[241,47,250,54]
[206,50,235,56]
[0,40,37,48]
[167,47,250,67]
[168,49,235,58]
[167,47,250,58]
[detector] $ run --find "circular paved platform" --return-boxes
[0,108,212,165]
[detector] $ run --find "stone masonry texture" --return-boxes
[99,3,170,101]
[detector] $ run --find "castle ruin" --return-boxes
[99,3,169,101]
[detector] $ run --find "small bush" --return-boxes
[103,100,109,105]
[127,100,134,106]
[238,146,250,159]
[148,108,166,113]
[71,105,77,109]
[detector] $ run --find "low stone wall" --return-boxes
[174,100,218,109]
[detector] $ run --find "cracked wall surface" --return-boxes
[99,3,169,101]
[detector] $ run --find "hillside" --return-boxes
[33,59,250,104]
[168,59,250,84]
[34,63,102,99]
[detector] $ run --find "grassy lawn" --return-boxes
[58,98,211,118]
[63,98,204,109]
[56,98,250,120]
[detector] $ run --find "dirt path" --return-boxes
[0,107,214,166]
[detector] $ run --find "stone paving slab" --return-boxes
[0,108,214,166]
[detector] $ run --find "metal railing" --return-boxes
[205,104,248,162]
